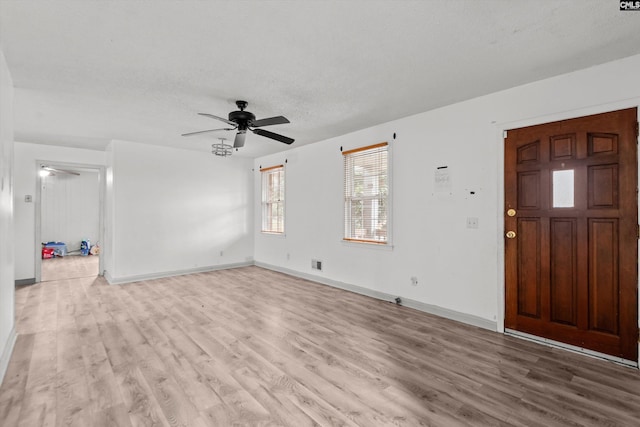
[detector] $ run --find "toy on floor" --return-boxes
[42,242,67,257]
[80,239,90,256]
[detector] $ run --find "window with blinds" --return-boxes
[261,165,285,234]
[343,142,389,244]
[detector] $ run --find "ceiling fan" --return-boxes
[182,100,294,148]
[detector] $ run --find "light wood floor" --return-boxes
[41,255,99,282]
[1,266,639,426]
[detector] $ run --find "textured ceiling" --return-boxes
[1,1,640,158]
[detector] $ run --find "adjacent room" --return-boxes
[39,164,101,282]
[1,1,640,426]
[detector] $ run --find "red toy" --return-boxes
[42,247,55,259]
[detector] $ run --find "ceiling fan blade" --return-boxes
[43,166,80,176]
[251,116,290,128]
[234,132,247,148]
[252,128,295,145]
[197,113,236,126]
[181,128,234,137]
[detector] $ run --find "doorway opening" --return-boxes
[35,161,105,282]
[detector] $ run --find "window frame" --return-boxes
[342,142,392,246]
[260,164,285,235]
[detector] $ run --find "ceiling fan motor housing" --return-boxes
[229,101,255,131]
[228,110,255,128]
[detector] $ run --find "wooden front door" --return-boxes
[505,108,638,362]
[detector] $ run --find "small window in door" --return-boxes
[552,169,574,208]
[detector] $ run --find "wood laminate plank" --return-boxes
[98,323,140,368]
[25,330,57,390]
[55,366,92,427]
[0,396,22,427]
[112,363,170,427]
[136,355,202,427]
[14,283,31,319]
[17,383,56,427]
[91,403,133,427]
[231,365,320,427]
[0,333,35,402]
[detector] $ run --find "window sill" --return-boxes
[261,231,286,238]
[341,239,394,251]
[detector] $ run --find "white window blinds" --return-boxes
[343,142,389,244]
[261,165,285,233]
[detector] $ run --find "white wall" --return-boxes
[41,170,100,252]
[0,47,16,384]
[105,139,254,283]
[254,53,640,330]
[14,142,105,280]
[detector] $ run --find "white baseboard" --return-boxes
[400,298,496,331]
[103,270,114,284]
[105,261,254,285]
[0,327,17,387]
[255,261,497,331]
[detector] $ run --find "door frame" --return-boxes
[496,98,640,365]
[34,160,106,283]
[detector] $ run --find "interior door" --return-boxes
[505,107,638,362]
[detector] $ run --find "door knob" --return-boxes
[506,231,516,239]
[507,209,516,217]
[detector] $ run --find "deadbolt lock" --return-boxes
[506,231,516,239]
[507,209,516,217]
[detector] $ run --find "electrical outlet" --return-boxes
[410,276,418,286]
[286,253,290,260]
[466,217,479,229]
[220,251,224,257]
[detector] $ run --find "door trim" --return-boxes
[35,160,106,283]
[496,98,640,364]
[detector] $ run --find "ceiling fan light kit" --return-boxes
[183,100,294,150]
[211,138,233,157]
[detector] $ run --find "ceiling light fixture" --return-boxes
[212,137,233,157]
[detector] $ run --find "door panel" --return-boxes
[518,172,541,209]
[588,218,618,335]
[505,107,638,362]
[550,218,577,326]
[588,164,618,208]
[517,218,542,319]
[550,134,576,160]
